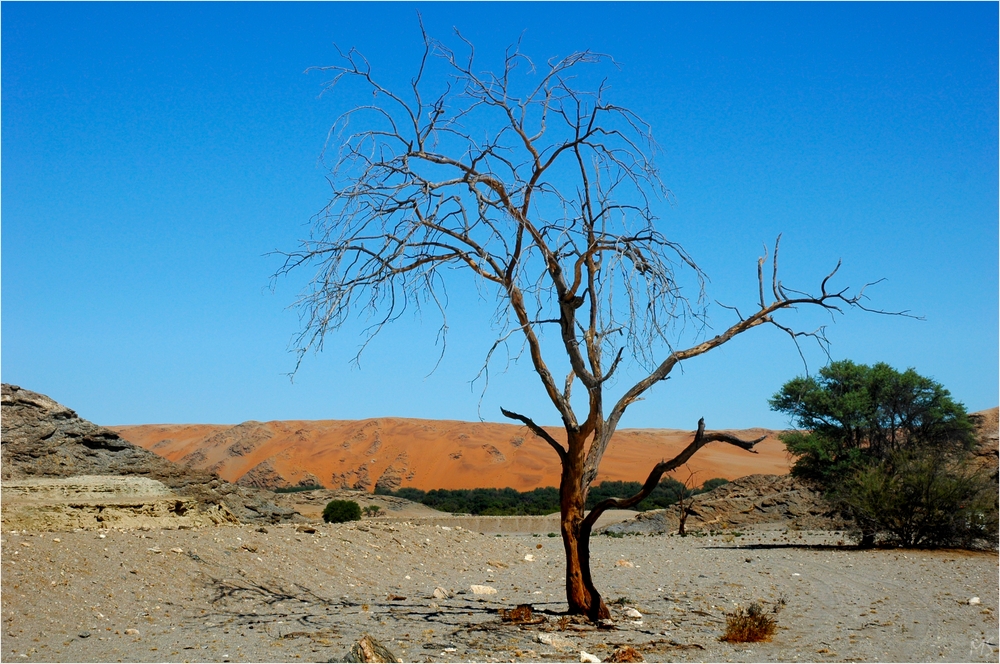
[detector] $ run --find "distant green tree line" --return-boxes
[273,484,325,493]
[374,477,728,516]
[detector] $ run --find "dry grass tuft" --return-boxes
[721,601,778,642]
[603,645,645,662]
[499,604,545,625]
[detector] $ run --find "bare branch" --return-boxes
[500,407,566,461]
[580,418,764,533]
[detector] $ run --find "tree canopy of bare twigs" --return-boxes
[277,27,909,621]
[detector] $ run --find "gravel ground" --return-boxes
[2,521,997,663]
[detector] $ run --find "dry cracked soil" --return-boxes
[2,521,997,663]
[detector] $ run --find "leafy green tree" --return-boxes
[771,360,994,547]
[771,360,974,482]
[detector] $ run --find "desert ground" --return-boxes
[3,388,998,663]
[2,516,997,664]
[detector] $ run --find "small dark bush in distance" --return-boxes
[323,500,362,523]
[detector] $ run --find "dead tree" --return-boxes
[277,28,907,621]
[670,465,701,537]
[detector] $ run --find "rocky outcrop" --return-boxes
[970,407,999,477]
[601,474,848,535]
[331,465,373,491]
[374,452,410,493]
[237,460,286,489]
[296,473,323,488]
[1,476,238,531]
[210,421,273,457]
[482,444,506,464]
[1,384,299,529]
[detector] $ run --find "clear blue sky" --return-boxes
[3,2,997,430]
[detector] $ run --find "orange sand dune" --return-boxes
[111,418,791,492]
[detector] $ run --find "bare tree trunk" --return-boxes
[560,437,608,618]
[560,481,612,619]
[573,421,765,619]
[577,517,611,620]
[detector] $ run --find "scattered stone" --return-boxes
[340,634,401,663]
[581,651,601,663]
[524,554,535,562]
[487,559,509,569]
[78,632,90,639]
[470,585,498,595]
[969,597,981,605]
[169,547,184,553]
[257,526,269,533]
[615,559,634,568]
[432,587,450,599]
[386,594,406,601]
[624,607,642,619]
[296,524,317,534]
[604,645,644,662]
[124,629,139,636]
[536,633,573,649]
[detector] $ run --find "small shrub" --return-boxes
[721,602,777,643]
[604,645,644,662]
[362,505,382,518]
[323,500,362,524]
[547,532,558,537]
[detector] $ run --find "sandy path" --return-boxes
[2,523,996,663]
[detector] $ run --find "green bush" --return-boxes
[771,360,996,548]
[323,499,362,524]
[839,450,998,548]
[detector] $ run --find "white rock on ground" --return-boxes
[536,633,573,649]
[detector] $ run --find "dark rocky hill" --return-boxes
[601,473,849,535]
[1,384,298,528]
